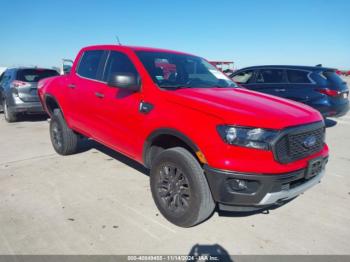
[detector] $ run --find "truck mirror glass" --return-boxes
[107,72,140,92]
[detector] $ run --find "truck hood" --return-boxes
[164,88,322,129]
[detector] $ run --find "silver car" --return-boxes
[0,67,59,122]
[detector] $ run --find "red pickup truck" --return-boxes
[38,45,328,227]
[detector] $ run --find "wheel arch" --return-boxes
[44,94,63,117]
[143,128,206,168]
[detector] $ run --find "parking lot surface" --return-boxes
[0,80,349,255]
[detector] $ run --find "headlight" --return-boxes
[217,125,279,150]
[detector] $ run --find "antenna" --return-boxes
[115,35,122,46]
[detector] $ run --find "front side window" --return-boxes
[77,50,104,80]
[103,51,138,81]
[256,69,284,83]
[16,69,59,82]
[231,70,254,84]
[286,70,312,84]
[136,51,237,89]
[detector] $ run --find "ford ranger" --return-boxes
[38,45,329,227]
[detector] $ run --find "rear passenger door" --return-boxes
[250,68,288,98]
[69,50,108,136]
[284,69,317,104]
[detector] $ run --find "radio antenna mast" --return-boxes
[115,35,122,46]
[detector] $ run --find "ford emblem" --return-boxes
[303,135,317,148]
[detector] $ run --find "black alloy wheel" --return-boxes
[157,163,191,215]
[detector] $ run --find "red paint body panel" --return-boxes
[38,45,329,175]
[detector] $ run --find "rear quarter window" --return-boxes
[16,69,59,82]
[286,70,312,84]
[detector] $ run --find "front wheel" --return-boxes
[150,147,215,227]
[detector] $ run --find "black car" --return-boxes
[0,67,59,122]
[230,65,349,117]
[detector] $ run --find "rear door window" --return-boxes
[16,69,59,82]
[1,71,11,85]
[232,70,255,84]
[256,69,285,83]
[77,50,105,80]
[0,72,6,85]
[0,73,5,86]
[286,70,312,84]
[102,51,138,82]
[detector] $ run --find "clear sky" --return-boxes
[1,0,349,69]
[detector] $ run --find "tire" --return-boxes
[50,109,79,155]
[150,147,215,227]
[3,99,17,123]
[147,145,163,167]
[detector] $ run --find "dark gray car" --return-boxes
[0,67,59,122]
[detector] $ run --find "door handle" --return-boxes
[68,84,76,89]
[274,89,286,92]
[95,92,105,98]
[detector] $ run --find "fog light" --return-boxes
[228,179,248,191]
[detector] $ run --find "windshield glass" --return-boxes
[136,51,237,89]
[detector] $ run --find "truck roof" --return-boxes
[82,45,194,56]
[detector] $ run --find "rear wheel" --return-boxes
[3,99,17,123]
[150,147,215,227]
[50,109,79,155]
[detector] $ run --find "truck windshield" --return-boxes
[136,51,237,89]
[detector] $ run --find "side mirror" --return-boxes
[63,65,72,75]
[62,59,73,75]
[107,72,140,92]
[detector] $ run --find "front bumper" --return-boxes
[258,170,325,205]
[204,157,327,211]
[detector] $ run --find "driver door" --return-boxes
[94,50,144,159]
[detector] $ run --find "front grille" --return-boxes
[274,123,325,164]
